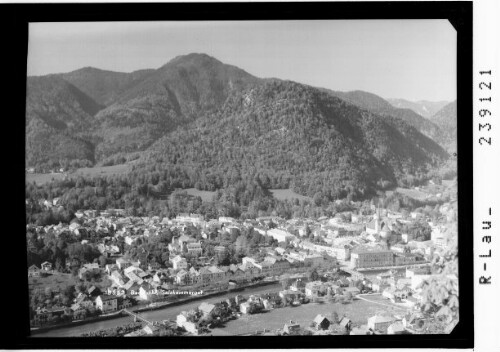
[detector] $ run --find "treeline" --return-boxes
[26,161,452,228]
[26,225,113,271]
[26,171,358,226]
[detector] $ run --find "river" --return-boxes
[33,283,283,337]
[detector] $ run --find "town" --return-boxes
[27,179,458,337]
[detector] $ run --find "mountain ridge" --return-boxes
[387,98,450,118]
[26,53,449,200]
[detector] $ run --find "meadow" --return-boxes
[270,189,312,202]
[211,294,406,336]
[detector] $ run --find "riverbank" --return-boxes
[30,311,125,335]
[356,262,430,272]
[31,279,278,336]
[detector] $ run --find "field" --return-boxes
[392,187,430,201]
[270,189,312,202]
[26,173,66,185]
[211,294,407,336]
[168,188,217,203]
[72,164,131,178]
[26,164,132,185]
[28,272,79,295]
[183,188,217,202]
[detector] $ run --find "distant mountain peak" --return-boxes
[164,52,223,67]
[387,98,450,119]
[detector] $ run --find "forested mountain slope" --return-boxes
[26,76,103,168]
[327,90,443,142]
[430,100,457,152]
[140,80,448,201]
[26,53,449,201]
[388,98,449,119]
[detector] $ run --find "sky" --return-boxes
[28,20,456,102]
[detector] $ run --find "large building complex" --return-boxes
[350,249,394,269]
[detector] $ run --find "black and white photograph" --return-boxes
[0,1,483,349]
[24,18,461,338]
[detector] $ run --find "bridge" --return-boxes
[121,309,154,325]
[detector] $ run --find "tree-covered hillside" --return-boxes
[26,76,103,169]
[430,100,457,152]
[327,90,443,143]
[26,54,263,169]
[60,67,155,106]
[26,53,449,202]
[140,80,447,201]
[387,98,449,119]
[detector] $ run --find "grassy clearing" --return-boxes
[183,188,217,202]
[394,187,430,201]
[168,188,217,203]
[270,189,312,202]
[26,164,132,185]
[73,164,131,178]
[28,272,79,295]
[211,295,403,335]
[26,173,66,185]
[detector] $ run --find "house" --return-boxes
[117,296,133,310]
[305,281,326,297]
[404,295,420,309]
[372,279,391,292]
[283,320,301,335]
[177,317,199,335]
[116,258,133,270]
[289,279,306,292]
[95,295,118,313]
[153,271,169,284]
[279,290,302,305]
[339,317,352,331]
[87,285,101,298]
[262,299,273,310]
[175,270,188,285]
[28,265,41,277]
[172,255,188,270]
[187,267,200,285]
[143,324,160,335]
[110,270,125,286]
[197,267,212,283]
[387,321,406,334]
[139,283,160,301]
[41,261,52,271]
[198,302,216,317]
[382,287,407,302]
[239,301,253,314]
[367,315,396,333]
[207,265,225,281]
[106,264,119,275]
[187,242,203,256]
[267,228,295,243]
[312,314,331,330]
[239,262,260,277]
[403,312,426,330]
[240,300,263,314]
[303,254,324,267]
[71,305,87,320]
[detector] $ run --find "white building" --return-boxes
[172,255,188,270]
[267,228,295,243]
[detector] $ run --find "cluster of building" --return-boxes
[27,180,457,331]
